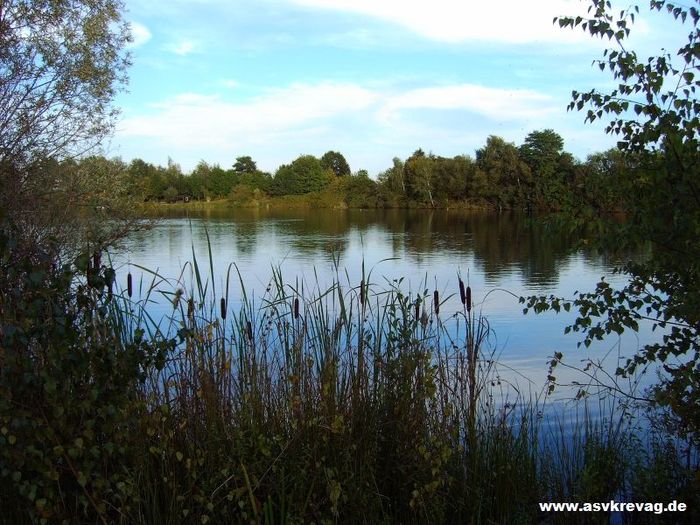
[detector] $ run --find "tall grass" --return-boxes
[2,236,698,523]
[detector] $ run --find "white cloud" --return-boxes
[129,21,152,47]
[116,81,571,172]
[288,0,589,43]
[119,82,378,150]
[171,40,197,55]
[379,84,557,123]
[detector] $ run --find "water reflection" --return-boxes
[140,208,625,289]
[118,208,658,398]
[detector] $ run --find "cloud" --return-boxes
[287,0,588,44]
[116,80,571,173]
[379,84,557,124]
[119,82,378,151]
[171,40,197,55]
[128,21,152,47]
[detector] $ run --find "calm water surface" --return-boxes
[116,208,657,399]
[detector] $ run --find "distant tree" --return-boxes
[191,161,235,199]
[345,170,381,208]
[208,165,235,198]
[404,152,435,205]
[519,129,568,208]
[127,159,159,200]
[272,155,332,195]
[475,136,531,207]
[163,185,178,203]
[378,157,406,196]
[519,129,564,176]
[431,155,476,201]
[576,149,627,212]
[320,151,351,177]
[233,156,257,174]
[237,171,273,193]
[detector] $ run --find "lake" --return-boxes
[115,207,658,402]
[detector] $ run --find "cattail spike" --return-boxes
[187,298,194,319]
[434,290,440,315]
[247,321,253,342]
[220,297,227,320]
[459,279,466,305]
[294,297,300,319]
[127,272,133,298]
[359,279,365,307]
[466,286,472,312]
[415,297,420,320]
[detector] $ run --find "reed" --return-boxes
[1,235,698,524]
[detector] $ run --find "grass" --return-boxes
[1,236,698,524]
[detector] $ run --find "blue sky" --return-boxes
[111,0,682,175]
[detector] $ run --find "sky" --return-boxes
[110,0,683,176]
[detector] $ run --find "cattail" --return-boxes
[187,297,194,319]
[127,272,133,298]
[415,297,420,320]
[359,279,365,307]
[247,321,253,342]
[466,286,472,312]
[420,306,429,328]
[294,297,299,319]
[434,290,440,315]
[220,297,227,320]
[172,288,183,309]
[459,279,466,305]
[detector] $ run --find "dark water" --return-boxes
[116,207,657,399]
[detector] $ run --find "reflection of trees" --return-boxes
[468,213,572,286]
[232,220,260,255]
[144,208,637,288]
[373,210,582,287]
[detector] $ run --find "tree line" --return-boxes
[59,130,627,211]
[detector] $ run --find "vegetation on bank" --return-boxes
[1,0,700,522]
[1,217,698,523]
[55,132,627,212]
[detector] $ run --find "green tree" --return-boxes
[233,155,257,174]
[378,157,406,196]
[526,0,700,442]
[475,136,531,208]
[577,149,628,211]
[431,155,476,201]
[0,0,131,255]
[272,155,332,195]
[320,150,351,177]
[404,151,435,205]
[519,129,570,208]
[127,158,159,201]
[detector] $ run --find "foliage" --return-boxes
[233,155,257,174]
[271,154,333,195]
[0,0,131,257]
[519,129,572,209]
[1,212,698,522]
[320,150,351,177]
[525,0,700,443]
[0,211,173,523]
[342,170,383,207]
[90,133,642,211]
[475,136,532,208]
